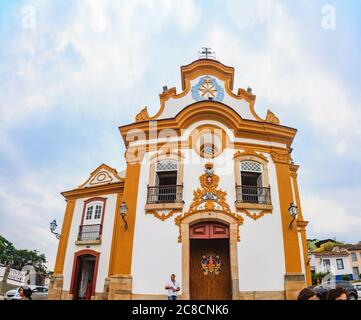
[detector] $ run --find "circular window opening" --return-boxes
[200,144,218,158]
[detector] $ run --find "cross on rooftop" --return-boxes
[198,47,216,59]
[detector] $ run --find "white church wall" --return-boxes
[237,154,286,292]
[131,143,287,295]
[62,193,117,294]
[132,153,182,295]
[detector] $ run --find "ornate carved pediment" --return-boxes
[175,163,243,242]
[78,164,124,189]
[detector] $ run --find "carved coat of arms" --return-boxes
[201,255,221,276]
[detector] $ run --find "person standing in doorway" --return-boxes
[165,274,180,300]
[84,279,92,300]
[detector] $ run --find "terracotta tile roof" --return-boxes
[313,250,349,257]
[340,244,361,251]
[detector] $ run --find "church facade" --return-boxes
[49,57,311,300]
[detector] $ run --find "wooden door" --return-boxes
[189,222,232,300]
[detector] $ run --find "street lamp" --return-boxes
[120,202,128,231]
[50,219,61,239]
[288,202,298,230]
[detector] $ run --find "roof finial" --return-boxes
[198,47,216,60]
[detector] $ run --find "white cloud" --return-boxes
[206,0,361,158]
[303,192,361,241]
[0,0,201,128]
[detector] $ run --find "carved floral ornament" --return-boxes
[147,209,182,221]
[175,163,244,243]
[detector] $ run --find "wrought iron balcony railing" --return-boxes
[78,224,102,241]
[235,185,271,205]
[147,185,183,204]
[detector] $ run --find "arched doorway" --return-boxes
[69,250,100,300]
[189,221,232,300]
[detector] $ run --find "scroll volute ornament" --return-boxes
[265,109,280,125]
[135,107,150,122]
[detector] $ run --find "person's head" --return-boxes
[328,287,348,300]
[18,286,32,299]
[88,279,92,284]
[297,288,318,300]
[18,286,25,298]
[171,274,176,281]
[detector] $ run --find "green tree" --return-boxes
[0,235,47,273]
[0,235,16,266]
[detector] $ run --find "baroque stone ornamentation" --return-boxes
[146,209,182,221]
[191,76,224,102]
[233,149,268,163]
[135,107,150,122]
[238,209,272,221]
[175,163,243,242]
[270,151,291,164]
[265,109,280,125]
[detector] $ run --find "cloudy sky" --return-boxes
[0,0,360,269]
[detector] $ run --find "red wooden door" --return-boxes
[190,222,229,239]
[189,222,232,300]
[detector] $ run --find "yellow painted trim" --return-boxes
[119,101,297,149]
[53,199,76,275]
[62,182,123,200]
[108,192,124,276]
[109,163,141,275]
[272,153,302,274]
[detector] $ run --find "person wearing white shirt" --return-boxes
[165,274,180,300]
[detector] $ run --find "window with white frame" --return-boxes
[336,258,344,270]
[351,252,357,262]
[323,259,331,272]
[83,202,104,225]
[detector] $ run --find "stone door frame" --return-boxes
[180,211,240,300]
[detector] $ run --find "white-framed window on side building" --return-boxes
[336,258,344,270]
[323,259,331,272]
[351,252,357,262]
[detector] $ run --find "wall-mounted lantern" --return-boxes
[50,219,61,239]
[288,202,298,230]
[120,202,128,231]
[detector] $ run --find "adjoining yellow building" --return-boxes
[49,55,311,300]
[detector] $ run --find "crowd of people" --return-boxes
[298,287,349,300]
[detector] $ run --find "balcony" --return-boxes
[145,185,184,211]
[76,224,102,245]
[235,185,273,210]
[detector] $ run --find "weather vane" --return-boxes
[198,47,216,59]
